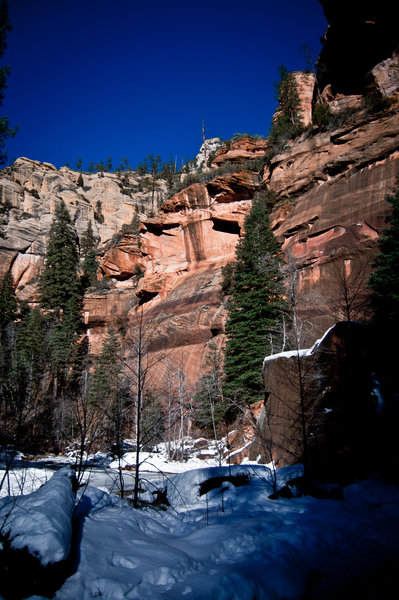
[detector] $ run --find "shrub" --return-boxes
[89,277,112,291]
[24,188,40,199]
[312,103,332,130]
[94,200,104,224]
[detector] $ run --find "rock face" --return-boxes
[292,72,316,127]
[372,51,399,98]
[90,196,252,379]
[249,322,378,482]
[1,102,398,395]
[265,106,399,335]
[0,158,168,296]
[212,137,268,167]
[193,138,223,170]
[1,5,399,457]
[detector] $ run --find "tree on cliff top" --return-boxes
[0,1,17,165]
[269,65,304,143]
[223,193,289,406]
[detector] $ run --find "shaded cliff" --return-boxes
[317,0,399,95]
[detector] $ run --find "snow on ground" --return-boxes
[2,442,399,599]
[53,465,399,600]
[0,465,53,498]
[109,439,228,475]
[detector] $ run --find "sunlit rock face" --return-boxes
[265,106,399,336]
[89,189,253,380]
[0,157,168,288]
[1,98,399,391]
[211,137,268,167]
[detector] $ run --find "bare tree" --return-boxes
[328,256,372,323]
[122,307,167,507]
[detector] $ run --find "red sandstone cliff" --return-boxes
[1,16,398,453]
[1,100,398,390]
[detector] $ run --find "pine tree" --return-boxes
[269,65,303,143]
[38,200,81,313]
[80,221,96,256]
[105,156,113,172]
[80,221,98,286]
[9,306,49,446]
[0,269,17,328]
[89,329,123,448]
[369,182,399,331]
[0,270,17,439]
[223,194,289,406]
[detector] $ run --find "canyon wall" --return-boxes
[1,2,398,456]
[1,103,398,392]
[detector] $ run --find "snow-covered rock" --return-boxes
[0,467,76,566]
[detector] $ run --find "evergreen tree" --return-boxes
[80,220,97,257]
[118,156,130,172]
[223,194,289,406]
[0,269,17,328]
[0,197,11,238]
[9,306,49,446]
[38,200,81,313]
[80,221,99,287]
[369,182,399,332]
[88,329,123,449]
[269,65,303,143]
[47,296,81,373]
[95,160,105,173]
[0,1,17,165]
[0,270,17,435]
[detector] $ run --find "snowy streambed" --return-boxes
[1,456,399,600]
[0,440,229,497]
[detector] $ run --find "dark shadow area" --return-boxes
[211,218,241,235]
[199,474,249,496]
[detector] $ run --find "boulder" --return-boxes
[250,322,378,482]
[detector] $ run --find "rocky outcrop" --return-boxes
[272,72,316,128]
[265,105,399,335]
[0,157,168,293]
[212,137,268,167]
[250,322,378,481]
[265,107,399,198]
[292,72,316,126]
[90,195,251,377]
[372,51,399,97]
[162,170,260,213]
[194,138,223,170]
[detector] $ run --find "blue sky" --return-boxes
[2,0,327,170]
